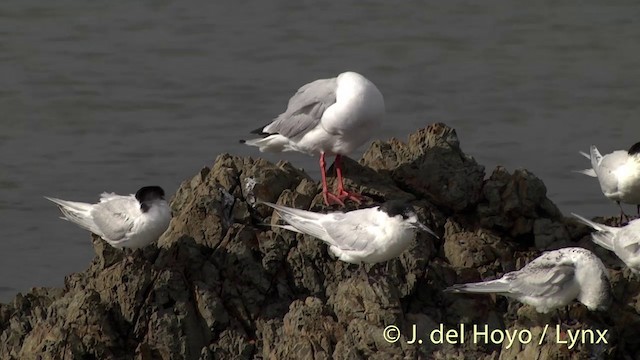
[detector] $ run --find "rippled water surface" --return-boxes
[2,0,640,301]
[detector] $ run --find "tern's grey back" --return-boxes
[594,149,628,196]
[91,198,138,241]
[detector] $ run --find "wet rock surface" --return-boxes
[0,123,633,359]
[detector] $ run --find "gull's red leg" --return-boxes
[320,152,344,206]
[334,154,364,203]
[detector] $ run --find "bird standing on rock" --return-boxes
[261,200,438,265]
[45,186,171,249]
[241,71,385,206]
[444,248,612,314]
[576,142,640,224]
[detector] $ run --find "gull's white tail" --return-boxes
[571,212,617,251]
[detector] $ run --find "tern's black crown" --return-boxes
[628,141,640,156]
[379,200,415,219]
[135,186,166,206]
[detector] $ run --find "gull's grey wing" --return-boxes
[263,78,337,139]
[507,262,575,297]
[90,198,139,241]
[321,209,377,252]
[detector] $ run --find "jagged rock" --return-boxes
[0,123,630,359]
[476,167,564,245]
[362,123,486,211]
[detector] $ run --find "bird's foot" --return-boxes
[323,191,345,207]
[335,189,365,204]
[618,214,630,226]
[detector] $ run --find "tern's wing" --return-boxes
[258,78,337,139]
[445,261,575,298]
[598,150,628,170]
[90,197,140,242]
[321,208,378,251]
[262,202,331,240]
[592,149,628,195]
[99,192,129,202]
[506,262,576,297]
[263,202,375,254]
[44,196,101,235]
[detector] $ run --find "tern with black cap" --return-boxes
[576,141,640,224]
[45,186,171,249]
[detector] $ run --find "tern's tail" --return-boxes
[44,196,100,234]
[444,279,510,294]
[261,201,330,242]
[574,150,597,176]
[571,213,616,251]
[579,150,591,160]
[590,145,603,172]
[574,150,597,177]
[573,168,597,177]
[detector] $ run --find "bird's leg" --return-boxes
[359,265,368,281]
[123,248,136,263]
[334,154,364,203]
[564,305,580,328]
[319,152,344,206]
[360,264,379,287]
[555,309,564,326]
[618,201,629,225]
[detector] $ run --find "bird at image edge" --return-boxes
[444,247,612,314]
[575,141,640,224]
[572,212,640,274]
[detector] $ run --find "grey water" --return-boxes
[2,0,640,302]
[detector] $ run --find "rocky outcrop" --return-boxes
[0,123,635,359]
